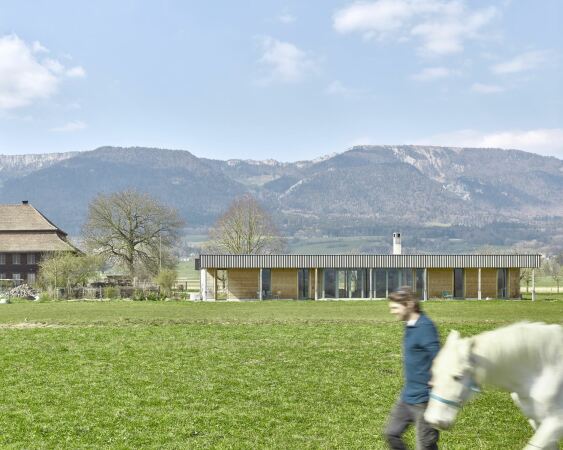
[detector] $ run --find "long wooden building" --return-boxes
[196,253,541,301]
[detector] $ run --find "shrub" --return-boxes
[103,286,120,299]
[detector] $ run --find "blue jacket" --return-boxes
[401,313,440,404]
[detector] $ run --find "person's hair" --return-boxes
[388,286,421,313]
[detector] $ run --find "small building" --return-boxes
[196,235,541,300]
[0,201,79,285]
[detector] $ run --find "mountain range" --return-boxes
[1,145,562,253]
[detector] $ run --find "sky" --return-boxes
[0,0,562,161]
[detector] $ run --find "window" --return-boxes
[415,269,425,299]
[12,254,21,265]
[27,253,36,264]
[0,273,5,280]
[27,273,36,284]
[298,269,310,299]
[374,269,387,298]
[454,269,464,298]
[387,269,400,293]
[12,273,21,281]
[323,269,336,298]
[261,269,271,299]
[0,253,5,265]
[497,268,508,299]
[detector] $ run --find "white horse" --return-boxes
[424,322,563,450]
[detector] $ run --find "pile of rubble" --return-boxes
[8,284,39,300]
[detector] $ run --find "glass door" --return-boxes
[298,269,310,299]
[497,268,508,298]
[454,268,464,298]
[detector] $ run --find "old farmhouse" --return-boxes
[0,201,78,285]
[196,235,541,301]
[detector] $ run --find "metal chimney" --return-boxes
[393,232,402,255]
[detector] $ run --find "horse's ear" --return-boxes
[446,330,460,344]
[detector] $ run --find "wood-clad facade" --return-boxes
[0,201,78,285]
[197,254,541,301]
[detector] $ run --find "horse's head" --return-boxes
[424,330,480,430]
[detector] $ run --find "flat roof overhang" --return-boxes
[197,254,542,270]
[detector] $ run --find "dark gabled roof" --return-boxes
[0,203,65,234]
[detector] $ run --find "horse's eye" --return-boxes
[452,375,462,382]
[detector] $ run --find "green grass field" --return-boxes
[1,299,561,449]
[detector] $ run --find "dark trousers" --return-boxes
[385,400,439,450]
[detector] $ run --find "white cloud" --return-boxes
[471,82,505,93]
[492,50,550,75]
[411,66,454,81]
[278,13,296,24]
[0,34,85,110]
[417,128,563,158]
[325,80,364,97]
[258,37,318,84]
[50,120,87,132]
[31,41,49,53]
[333,1,498,56]
[66,66,86,78]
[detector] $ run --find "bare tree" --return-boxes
[83,190,185,278]
[542,259,562,293]
[206,194,284,254]
[520,268,533,293]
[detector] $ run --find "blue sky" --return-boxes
[1,0,562,160]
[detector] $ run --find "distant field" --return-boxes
[176,258,200,291]
[0,299,561,448]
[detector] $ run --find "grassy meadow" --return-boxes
[0,299,561,449]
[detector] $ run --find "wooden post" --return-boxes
[201,269,207,301]
[259,268,263,301]
[532,268,536,302]
[369,268,373,299]
[423,268,428,301]
[315,268,318,300]
[478,268,482,300]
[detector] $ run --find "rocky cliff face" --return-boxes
[0,152,78,185]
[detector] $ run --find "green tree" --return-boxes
[82,190,185,279]
[38,252,104,296]
[155,268,177,297]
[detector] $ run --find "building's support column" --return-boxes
[532,268,536,302]
[385,270,389,298]
[259,268,263,301]
[369,268,373,299]
[478,268,482,300]
[201,269,208,301]
[315,268,318,300]
[423,268,428,301]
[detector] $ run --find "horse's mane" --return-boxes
[473,321,562,365]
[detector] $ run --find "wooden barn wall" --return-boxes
[271,269,297,299]
[465,269,479,298]
[428,269,452,297]
[480,269,497,298]
[227,269,259,300]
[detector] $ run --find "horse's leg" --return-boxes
[510,392,537,430]
[523,416,563,450]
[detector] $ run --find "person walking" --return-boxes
[384,287,440,450]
